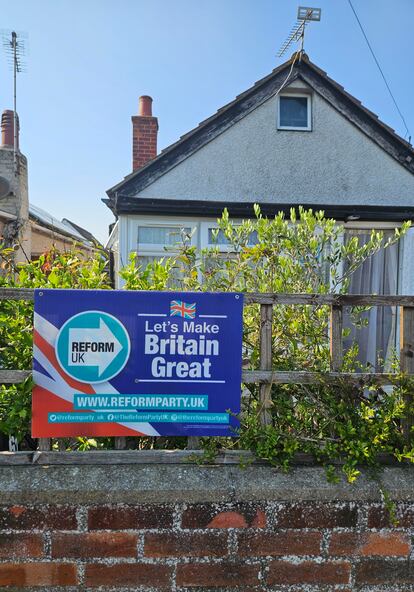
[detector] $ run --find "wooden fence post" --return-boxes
[114,437,127,450]
[187,436,201,450]
[259,303,273,426]
[330,305,343,371]
[38,438,51,451]
[400,306,414,441]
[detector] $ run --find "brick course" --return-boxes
[0,563,77,587]
[0,499,413,589]
[85,563,172,588]
[51,532,138,558]
[267,559,351,585]
[176,562,260,588]
[144,531,229,557]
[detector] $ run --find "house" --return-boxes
[0,109,99,261]
[104,52,414,367]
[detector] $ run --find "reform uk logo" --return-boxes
[55,311,131,383]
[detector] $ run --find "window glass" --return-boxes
[138,226,191,246]
[279,96,308,128]
[207,228,258,246]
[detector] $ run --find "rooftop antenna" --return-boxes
[277,6,321,59]
[1,30,28,174]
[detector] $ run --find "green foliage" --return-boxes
[0,207,413,486]
[0,247,110,440]
[122,206,413,480]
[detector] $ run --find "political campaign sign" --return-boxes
[32,290,243,437]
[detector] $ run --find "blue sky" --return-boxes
[1,0,413,243]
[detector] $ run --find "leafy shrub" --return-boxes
[0,208,413,483]
[122,206,413,480]
[0,247,110,441]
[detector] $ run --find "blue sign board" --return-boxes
[32,290,243,438]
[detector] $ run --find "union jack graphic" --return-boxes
[170,300,196,319]
[32,312,160,438]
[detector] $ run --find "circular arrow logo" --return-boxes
[55,311,131,384]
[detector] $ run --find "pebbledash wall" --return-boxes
[1,461,414,591]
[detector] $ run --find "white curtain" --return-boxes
[343,229,398,370]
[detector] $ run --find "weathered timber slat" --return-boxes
[400,306,414,441]
[114,437,127,450]
[0,288,34,301]
[0,288,412,307]
[38,438,51,452]
[0,369,399,386]
[259,303,273,425]
[242,370,397,385]
[244,293,414,306]
[187,436,202,450]
[0,449,400,466]
[330,305,343,372]
[0,370,31,384]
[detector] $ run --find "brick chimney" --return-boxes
[1,110,19,149]
[0,108,30,263]
[132,96,158,171]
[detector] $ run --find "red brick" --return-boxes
[182,503,266,529]
[176,562,260,588]
[238,531,322,556]
[0,563,77,587]
[88,504,173,530]
[208,512,248,528]
[267,560,351,585]
[275,503,358,529]
[85,563,172,588]
[329,532,410,556]
[144,532,228,557]
[368,504,414,528]
[355,559,413,584]
[0,533,44,558]
[0,505,77,530]
[52,532,137,558]
[251,510,267,528]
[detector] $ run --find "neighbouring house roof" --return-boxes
[61,218,103,248]
[104,53,414,217]
[29,204,98,248]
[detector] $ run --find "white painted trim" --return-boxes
[343,221,400,230]
[105,220,119,250]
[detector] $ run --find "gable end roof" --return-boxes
[105,54,414,214]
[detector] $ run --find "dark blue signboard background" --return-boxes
[33,290,244,437]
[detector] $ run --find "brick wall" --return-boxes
[0,463,413,590]
[132,115,158,171]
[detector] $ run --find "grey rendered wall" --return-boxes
[137,82,414,207]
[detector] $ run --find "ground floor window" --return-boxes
[343,228,399,370]
[127,217,402,370]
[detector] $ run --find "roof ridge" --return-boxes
[106,55,414,207]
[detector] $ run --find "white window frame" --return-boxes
[277,93,312,131]
[200,221,258,252]
[136,222,194,255]
[124,217,198,264]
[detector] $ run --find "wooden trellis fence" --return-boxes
[0,288,413,459]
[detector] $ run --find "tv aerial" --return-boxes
[277,6,321,58]
[1,30,28,173]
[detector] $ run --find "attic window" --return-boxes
[278,94,311,131]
